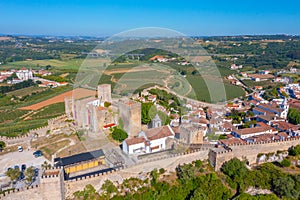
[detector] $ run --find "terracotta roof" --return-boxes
[220,138,246,146]
[150,55,164,61]
[253,107,275,116]
[257,114,283,122]
[103,123,116,129]
[144,125,174,141]
[258,103,282,113]
[234,126,274,136]
[289,99,300,110]
[125,137,146,145]
[98,106,107,111]
[245,134,283,142]
[272,121,298,131]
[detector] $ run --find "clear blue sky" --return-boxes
[0,0,299,36]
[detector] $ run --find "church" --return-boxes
[122,114,175,154]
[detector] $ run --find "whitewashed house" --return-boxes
[122,125,175,154]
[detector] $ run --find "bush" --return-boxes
[159,168,165,174]
[281,159,291,167]
[104,102,111,108]
[111,127,128,142]
[289,145,300,156]
[0,141,6,149]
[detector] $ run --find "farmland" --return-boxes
[186,75,245,102]
[6,86,45,97]
[20,87,95,110]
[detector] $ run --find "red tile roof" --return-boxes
[145,126,174,141]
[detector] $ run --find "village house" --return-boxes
[231,125,277,139]
[249,74,274,82]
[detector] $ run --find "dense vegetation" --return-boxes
[111,127,128,142]
[0,79,36,94]
[288,108,300,125]
[141,102,170,125]
[72,157,300,200]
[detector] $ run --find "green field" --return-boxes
[30,102,65,120]
[6,86,45,97]
[187,75,245,102]
[242,79,282,88]
[4,59,84,70]
[0,109,29,123]
[0,85,71,137]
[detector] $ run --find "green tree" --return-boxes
[111,127,128,142]
[221,158,248,191]
[272,176,299,199]
[288,108,300,125]
[24,166,35,183]
[5,168,20,182]
[104,102,111,108]
[289,144,300,156]
[141,102,156,124]
[281,159,291,167]
[41,161,51,170]
[0,141,6,150]
[190,188,209,200]
[101,180,117,197]
[73,184,100,200]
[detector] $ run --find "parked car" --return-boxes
[33,150,43,158]
[14,165,19,171]
[18,146,23,152]
[21,164,26,171]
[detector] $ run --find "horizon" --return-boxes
[0,0,299,36]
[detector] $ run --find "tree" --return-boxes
[190,188,208,200]
[111,127,128,142]
[272,176,298,199]
[24,166,35,183]
[6,168,21,182]
[281,159,291,167]
[289,144,300,156]
[141,102,156,124]
[288,108,300,125]
[104,101,111,108]
[73,184,100,200]
[41,161,51,170]
[0,141,6,150]
[221,158,248,191]
[101,180,117,196]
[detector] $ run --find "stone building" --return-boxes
[65,96,114,132]
[118,99,141,137]
[179,124,204,144]
[98,84,112,103]
[150,114,162,128]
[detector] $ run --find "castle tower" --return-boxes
[98,84,112,103]
[118,99,141,137]
[150,114,162,128]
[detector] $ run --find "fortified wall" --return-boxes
[209,137,300,171]
[0,167,64,200]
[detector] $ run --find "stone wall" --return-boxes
[209,137,300,171]
[65,149,209,198]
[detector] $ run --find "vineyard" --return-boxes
[0,109,29,123]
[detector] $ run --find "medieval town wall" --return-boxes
[210,137,300,171]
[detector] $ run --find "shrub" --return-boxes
[289,145,300,156]
[111,127,128,142]
[281,159,291,167]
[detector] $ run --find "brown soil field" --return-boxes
[104,66,154,75]
[20,88,96,110]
